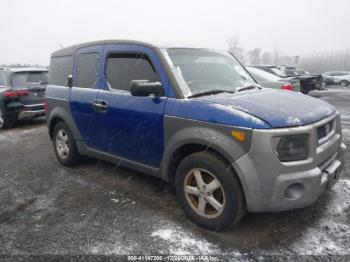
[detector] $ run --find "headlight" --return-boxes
[272,134,309,162]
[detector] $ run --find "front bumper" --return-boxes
[232,112,347,212]
[266,143,345,211]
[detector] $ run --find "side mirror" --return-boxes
[130,80,163,97]
[67,75,73,88]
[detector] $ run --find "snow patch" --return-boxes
[286,116,302,125]
[151,227,221,255]
[291,180,350,255]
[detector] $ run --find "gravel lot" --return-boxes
[0,87,349,260]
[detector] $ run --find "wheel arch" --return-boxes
[162,141,248,207]
[47,107,83,142]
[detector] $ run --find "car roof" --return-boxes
[51,39,210,58]
[250,65,279,68]
[0,67,48,73]
[324,71,350,74]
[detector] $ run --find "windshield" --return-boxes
[163,48,256,97]
[12,71,48,89]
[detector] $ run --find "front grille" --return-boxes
[317,120,334,140]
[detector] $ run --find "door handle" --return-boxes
[93,99,109,113]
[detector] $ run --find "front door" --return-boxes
[95,44,168,167]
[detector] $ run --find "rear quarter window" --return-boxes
[49,55,73,86]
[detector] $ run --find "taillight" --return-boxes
[4,90,30,98]
[281,83,293,91]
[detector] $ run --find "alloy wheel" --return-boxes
[183,168,225,219]
[56,129,70,159]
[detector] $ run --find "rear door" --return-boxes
[95,44,168,167]
[69,45,103,149]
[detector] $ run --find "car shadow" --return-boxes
[0,117,46,132]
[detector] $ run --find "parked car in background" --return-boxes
[251,65,286,77]
[246,66,300,92]
[0,67,48,129]
[295,69,311,75]
[251,65,323,94]
[279,66,310,77]
[322,71,350,87]
[46,40,346,230]
[322,72,335,86]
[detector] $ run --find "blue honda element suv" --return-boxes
[46,40,346,230]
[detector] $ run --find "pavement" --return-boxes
[0,87,349,260]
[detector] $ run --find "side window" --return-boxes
[106,53,159,92]
[0,73,6,87]
[76,53,100,88]
[49,56,73,86]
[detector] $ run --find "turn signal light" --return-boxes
[231,130,246,142]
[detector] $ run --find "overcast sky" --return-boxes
[1,0,350,65]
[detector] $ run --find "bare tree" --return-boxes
[261,52,273,65]
[227,35,246,63]
[273,47,280,65]
[247,48,261,65]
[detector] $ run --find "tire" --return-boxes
[340,80,348,87]
[53,121,79,166]
[0,107,14,129]
[175,151,246,230]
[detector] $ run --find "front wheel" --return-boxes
[175,151,246,230]
[53,121,79,166]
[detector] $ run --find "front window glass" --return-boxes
[12,71,48,89]
[163,48,256,97]
[106,53,159,92]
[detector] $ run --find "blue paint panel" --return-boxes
[165,89,335,129]
[96,44,167,167]
[196,89,335,128]
[97,90,166,166]
[165,98,271,129]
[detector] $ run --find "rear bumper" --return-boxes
[17,103,45,120]
[18,109,45,120]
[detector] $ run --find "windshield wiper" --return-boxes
[187,89,235,98]
[236,84,261,92]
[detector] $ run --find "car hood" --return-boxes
[198,89,336,128]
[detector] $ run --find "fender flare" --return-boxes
[160,126,251,184]
[47,106,83,142]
